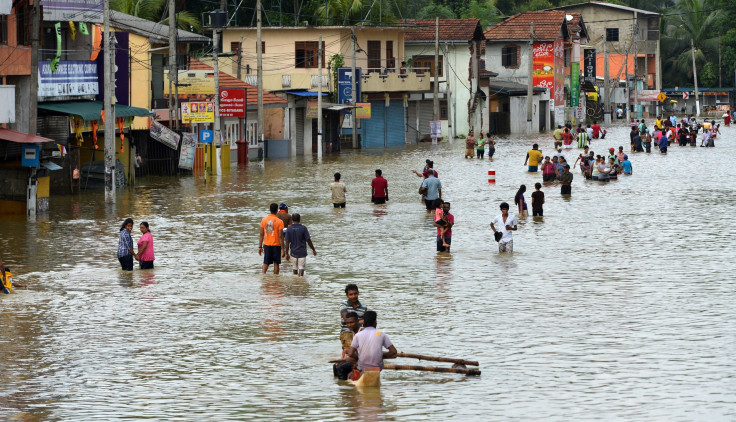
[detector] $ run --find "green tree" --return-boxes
[417,2,456,19]
[700,61,717,87]
[111,0,201,31]
[459,0,502,27]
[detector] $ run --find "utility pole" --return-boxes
[237,36,243,80]
[29,0,39,136]
[212,29,220,176]
[432,17,439,121]
[444,43,452,139]
[256,0,264,155]
[718,36,722,88]
[168,0,176,129]
[604,40,611,125]
[351,28,357,149]
[632,29,638,119]
[691,39,700,116]
[103,0,116,200]
[526,23,534,135]
[317,34,323,158]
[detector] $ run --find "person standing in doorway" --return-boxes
[491,202,517,253]
[258,203,285,274]
[330,172,347,208]
[560,165,573,196]
[524,144,543,172]
[531,183,544,217]
[371,169,388,204]
[136,221,155,269]
[464,130,477,158]
[284,213,317,276]
[118,218,136,271]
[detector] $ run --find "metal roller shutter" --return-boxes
[295,108,304,156]
[407,102,419,143]
[362,101,385,148]
[385,100,405,146]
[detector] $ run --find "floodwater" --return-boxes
[1,121,735,421]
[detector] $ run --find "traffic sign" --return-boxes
[200,129,213,144]
[682,92,689,100]
[657,92,667,102]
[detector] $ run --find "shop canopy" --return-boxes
[38,101,152,121]
[0,128,55,143]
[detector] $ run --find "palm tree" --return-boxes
[314,0,365,25]
[111,0,201,32]
[662,0,723,82]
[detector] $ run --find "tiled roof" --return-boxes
[403,19,484,42]
[484,11,566,41]
[188,60,287,106]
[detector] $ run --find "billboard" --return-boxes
[40,0,103,23]
[532,41,555,98]
[307,101,319,118]
[571,62,580,107]
[219,88,246,118]
[38,60,98,99]
[150,120,181,150]
[181,102,214,124]
[583,49,596,84]
[338,68,361,106]
[355,103,371,119]
[95,32,129,105]
[178,133,197,170]
[165,70,215,95]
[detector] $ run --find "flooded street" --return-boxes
[1,122,735,420]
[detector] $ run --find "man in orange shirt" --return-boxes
[259,203,285,274]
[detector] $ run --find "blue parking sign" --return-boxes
[200,130,214,144]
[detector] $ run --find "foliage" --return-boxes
[328,54,345,101]
[417,3,456,20]
[111,0,201,31]
[700,62,717,87]
[459,0,503,27]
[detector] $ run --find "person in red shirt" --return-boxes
[371,169,388,204]
[591,121,602,139]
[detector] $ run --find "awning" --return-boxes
[41,161,63,170]
[327,104,356,111]
[38,101,152,121]
[0,128,55,144]
[285,91,329,97]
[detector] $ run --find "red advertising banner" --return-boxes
[532,41,555,99]
[553,39,564,107]
[219,88,246,118]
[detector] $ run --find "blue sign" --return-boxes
[200,130,214,144]
[21,144,40,167]
[338,68,362,107]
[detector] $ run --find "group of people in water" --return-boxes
[117,219,155,271]
[629,115,720,153]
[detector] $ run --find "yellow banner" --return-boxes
[307,101,318,119]
[164,70,215,95]
[356,103,371,119]
[181,102,215,124]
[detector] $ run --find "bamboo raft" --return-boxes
[332,352,481,386]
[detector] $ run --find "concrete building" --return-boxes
[404,19,486,139]
[484,11,588,133]
[549,1,661,117]
[220,26,429,152]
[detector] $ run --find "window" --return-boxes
[230,42,240,54]
[0,15,6,44]
[261,41,266,54]
[386,40,394,70]
[367,40,381,72]
[501,45,519,68]
[605,28,619,42]
[564,49,570,67]
[295,41,325,69]
[440,101,448,120]
[16,2,31,46]
[412,55,443,77]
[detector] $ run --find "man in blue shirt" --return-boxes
[419,171,442,213]
[621,155,633,175]
[284,213,316,276]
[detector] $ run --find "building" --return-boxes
[549,1,661,118]
[220,26,429,151]
[404,19,486,139]
[485,10,588,133]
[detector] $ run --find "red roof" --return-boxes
[188,60,287,106]
[404,19,484,42]
[0,128,55,144]
[484,11,566,41]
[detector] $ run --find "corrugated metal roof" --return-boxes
[0,128,55,144]
[110,11,210,43]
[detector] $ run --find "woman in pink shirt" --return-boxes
[136,221,155,269]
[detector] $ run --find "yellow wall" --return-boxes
[129,32,152,130]
[37,176,49,199]
[221,27,406,91]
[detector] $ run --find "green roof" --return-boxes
[38,101,152,121]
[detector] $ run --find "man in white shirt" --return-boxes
[346,311,397,375]
[330,172,347,208]
[490,202,518,253]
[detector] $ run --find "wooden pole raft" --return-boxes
[383,364,481,376]
[396,352,479,367]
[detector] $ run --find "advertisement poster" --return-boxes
[338,68,362,106]
[219,88,246,117]
[307,101,319,119]
[631,90,661,102]
[553,39,565,123]
[38,61,98,98]
[181,102,214,124]
[150,120,181,150]
[41,0,102,23]
[178,133,197,170]
[165,70,214,95]
[355,103,371,119]
[430,120,442,139]
[583,49,596,84]
[571,62,580,107]
[532,42,555,99]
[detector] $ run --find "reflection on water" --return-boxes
[1,123,735,420]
